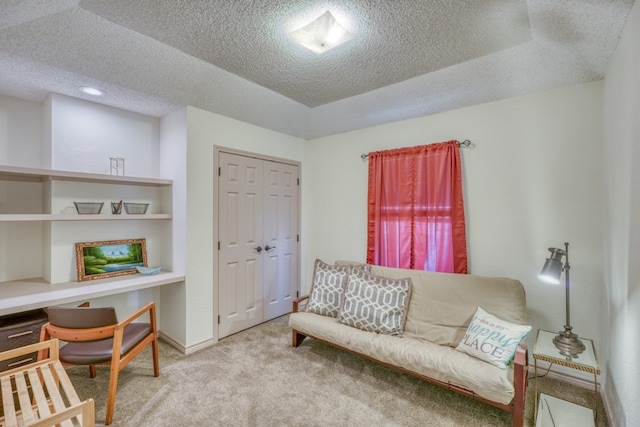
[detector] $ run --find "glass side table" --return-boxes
[535,394,594,427]
[533,329,600,424]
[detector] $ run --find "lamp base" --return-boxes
[553,326,585,357]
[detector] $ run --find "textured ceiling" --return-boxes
[79,0,532,108]
[0,0,635,139]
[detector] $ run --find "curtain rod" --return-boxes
[360,139,472,160]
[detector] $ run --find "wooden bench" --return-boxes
[0,339,94,427]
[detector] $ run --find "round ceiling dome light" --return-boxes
[80,86,105,96]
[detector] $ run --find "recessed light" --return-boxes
[80,86,105,96]
[289,11,354,54]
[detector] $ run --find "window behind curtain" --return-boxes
[366,140,468,273]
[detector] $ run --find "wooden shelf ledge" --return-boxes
[0,164,172,187]
[0,272,185,316]
[0,214,172,222]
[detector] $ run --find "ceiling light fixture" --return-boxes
[288,11,354,54]
[80,86,105,96]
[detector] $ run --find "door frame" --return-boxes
[213,146,302,340]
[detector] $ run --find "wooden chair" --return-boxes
[0,338,95,427]
[40,302,159,425]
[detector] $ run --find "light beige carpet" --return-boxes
[67,315,608,426]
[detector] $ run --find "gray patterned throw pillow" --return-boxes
[337,269,412,336]
[306,259,350,317]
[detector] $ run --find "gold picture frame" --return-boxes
[75,238,148,282]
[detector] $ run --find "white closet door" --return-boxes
[218,152,264,338]
[218,152,299,339]
[262,160,298,320]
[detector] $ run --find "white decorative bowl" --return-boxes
[136,266,161,275]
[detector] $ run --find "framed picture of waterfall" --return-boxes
[75,238,148,282]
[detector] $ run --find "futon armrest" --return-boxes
[293,295,309,313]
[512,343,528,427]
[514,343,527,367]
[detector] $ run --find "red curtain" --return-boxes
[366,140,468,273]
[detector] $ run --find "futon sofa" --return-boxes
[289,260,530,427]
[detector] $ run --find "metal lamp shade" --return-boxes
[538,248,565,284]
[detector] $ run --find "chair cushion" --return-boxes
[59,323,152,365]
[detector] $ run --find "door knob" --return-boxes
[255,246,263,253]
[264,245,276,251]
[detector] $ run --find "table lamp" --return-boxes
[539,242,585,356]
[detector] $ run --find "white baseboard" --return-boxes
[159,331,217,355]
[600,389,615,427]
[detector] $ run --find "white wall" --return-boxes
[0,94,42,167]
[158,108,188,345]
[0,95,43,285]
[0,95,44,281]
[49,94,160,176]
[602,0,640,425]
[305,81,604,364]
[181,106,305,349]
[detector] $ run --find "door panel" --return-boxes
[218,153,264,338]
[262,161,298,319]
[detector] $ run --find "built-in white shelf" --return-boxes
[0,214,172,222]
[0,272,185,316]
[0,164,172,187]
[0,165,173,221]
[0,164,178,315]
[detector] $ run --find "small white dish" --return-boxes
[136,266,161,275]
